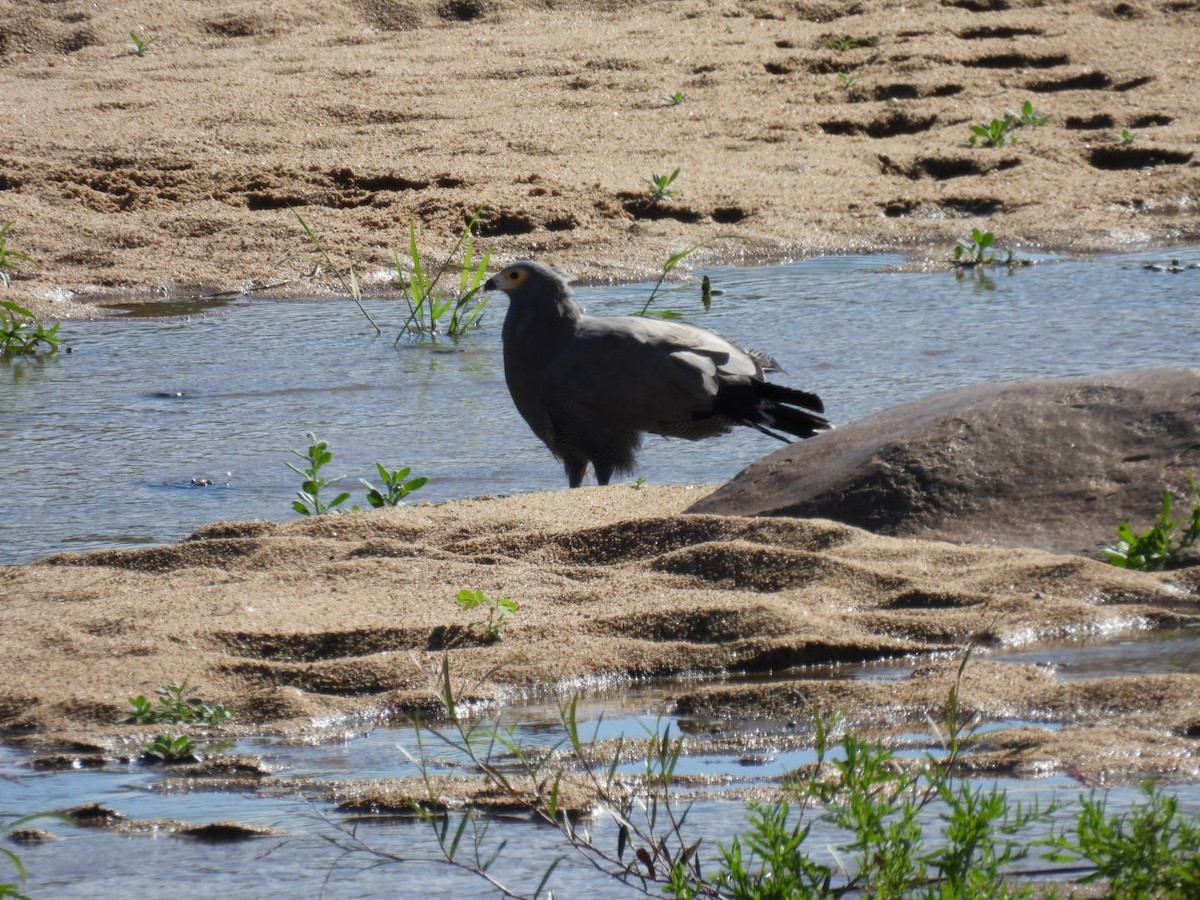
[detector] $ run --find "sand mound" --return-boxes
[4,486,1197,780]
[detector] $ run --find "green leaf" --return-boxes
[0,301,35,319]
[456,589,485,610]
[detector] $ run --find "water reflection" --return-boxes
[99,293,240,318]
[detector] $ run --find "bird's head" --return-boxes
[484,261,573,297]
[485,261,580,325]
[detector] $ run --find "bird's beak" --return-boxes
[483,274,500,292]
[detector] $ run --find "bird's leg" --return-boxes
[564,458,588,488]
[593,462,614,486]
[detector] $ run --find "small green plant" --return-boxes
[0,222,37,288]
[455,589,518,641]
[1119,128,1139,144]
[970,101,1045,147]
[636,243,711,318]
[836,71,857,90]
[647,168,681,202]
[824,35,869,51]
[968,114,1020,147]
[288,433,351,516]
[1009,99,1048,127]
[393,207,491,341]
[952,228,1018,267]
[360,463,428,508]
[714,798,832,896]
[1102,482,1200,570]
[666,90,686,106]
[297,213,382,335]
[631,476,648,489]
[143,733,200,764]
[1,301,62,357]
[125,680,233,726]
[128,31,157,56]
[287,434,428,514]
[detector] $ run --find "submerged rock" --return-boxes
[176,822,275,842]
[62,803,126,827]
[690,367,1200,557]
[7,828,55,845]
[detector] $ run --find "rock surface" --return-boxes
[688,367,1200,556]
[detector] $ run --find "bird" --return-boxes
[484,260,831,488]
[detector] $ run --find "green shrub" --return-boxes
[320,652,1200,899]
[1045,781,1200,898]
[125,680,233,726]
[1103,482,1200,570]
[1,301,62,357]
[142,733,200,764]
[287,433,427,515]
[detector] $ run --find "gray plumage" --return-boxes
[484,260,831,487]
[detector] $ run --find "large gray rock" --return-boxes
[688,368,1200,556]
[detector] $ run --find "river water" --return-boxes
[2,249,1199,896]
[1,248,1198,566]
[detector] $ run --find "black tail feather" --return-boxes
[746,420,794,443]
[755,380,825,415]
[758,401,831,439]
[714,379,832,441]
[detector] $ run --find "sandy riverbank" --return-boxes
[2,0,1197,319]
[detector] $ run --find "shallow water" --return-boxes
[2,248,1198,565]
[6,628,1200,896]
[3,249,1200,895]
[5,676,1199,898]
[823,624,1200,683]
